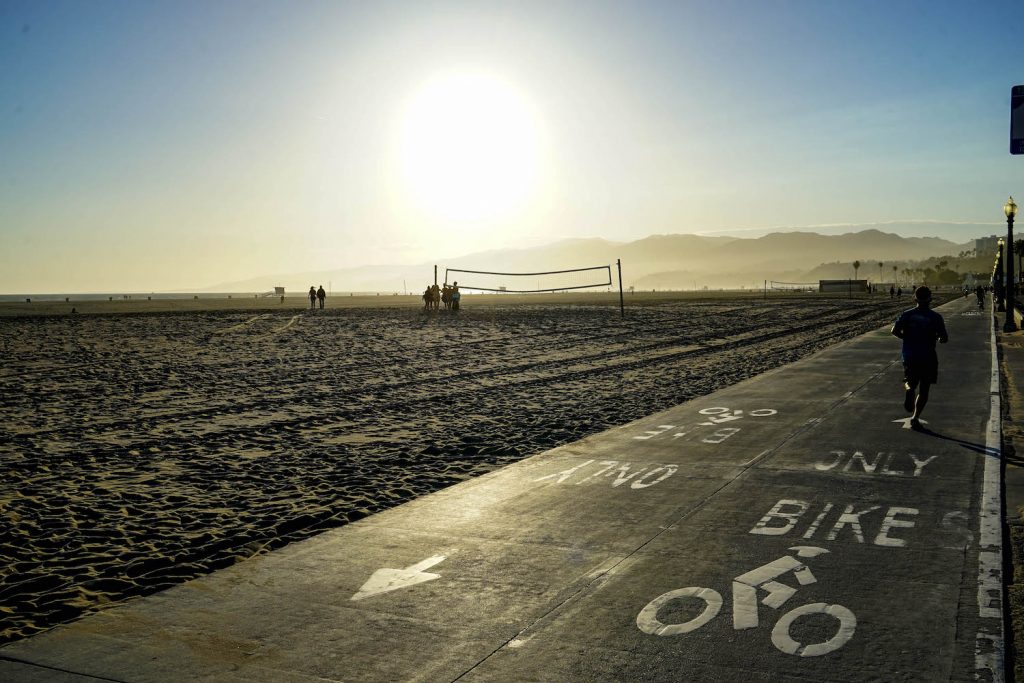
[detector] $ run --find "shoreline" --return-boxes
[0,289,920,318]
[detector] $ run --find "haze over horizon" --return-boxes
[2,1,1022,293]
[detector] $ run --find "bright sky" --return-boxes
[2,0,1022,292]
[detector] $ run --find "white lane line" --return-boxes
[584,555,628,580]
[975,302,1005,681]
[740,449,773,467]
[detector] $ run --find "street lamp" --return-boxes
[1005,196,1018,331]
[998,237,1006,312]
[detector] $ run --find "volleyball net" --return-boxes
[768,280,819,292]
[444,265,613,293]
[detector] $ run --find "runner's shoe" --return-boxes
[910,417,923,431]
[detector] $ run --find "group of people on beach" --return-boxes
[317,277,949,433]
[423,282,461,311]
[308,286,326,309]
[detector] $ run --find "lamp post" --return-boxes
[998,237,1006,312]
[1005,196,1018,331]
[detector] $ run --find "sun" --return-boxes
[398,72,541,222]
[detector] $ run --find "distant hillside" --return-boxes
[725,230,967,269]
[204,224,988,293]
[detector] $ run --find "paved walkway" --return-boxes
[998,303,1024,681]
[0,297,1004,682]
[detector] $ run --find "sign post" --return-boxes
[1012,85,1024,155]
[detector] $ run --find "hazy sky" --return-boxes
[2,0,1022,292]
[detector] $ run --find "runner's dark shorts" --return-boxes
[903,357,938,386]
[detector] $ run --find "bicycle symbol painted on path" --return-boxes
[697,406,778,425]
[633,407,779,441]
[636,546,856,657]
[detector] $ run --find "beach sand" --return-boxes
[0,292,949,643]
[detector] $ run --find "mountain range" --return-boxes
[205,223,998,293]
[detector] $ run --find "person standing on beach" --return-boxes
[891,285,948,430]
[317,285,326,309]
[308,286,316,309]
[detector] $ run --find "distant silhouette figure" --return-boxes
[889,285,895,299]
[308,286,316,310]
[897,287,903,298]
[976,285,985,309]
[317,285,326,309]
[423,285,432,310]
[452,282,461,310]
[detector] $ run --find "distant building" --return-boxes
[976,235,1000,258]
[819,279,868,293]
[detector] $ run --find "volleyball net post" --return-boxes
[617,259,624,318]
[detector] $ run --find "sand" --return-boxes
[0,292,951,643]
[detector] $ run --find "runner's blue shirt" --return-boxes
[892,307,948,362]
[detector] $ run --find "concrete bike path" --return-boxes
[0,297,1004,682]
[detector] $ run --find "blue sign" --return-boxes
[1013,85,1024,155]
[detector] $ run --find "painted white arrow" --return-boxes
[892,417,928,430]
[350,555,446,601]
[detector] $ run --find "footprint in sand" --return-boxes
[268,315,301,334]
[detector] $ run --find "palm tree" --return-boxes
[878,262,884,284]
[892,264,897,284]
[853,260,861,280]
